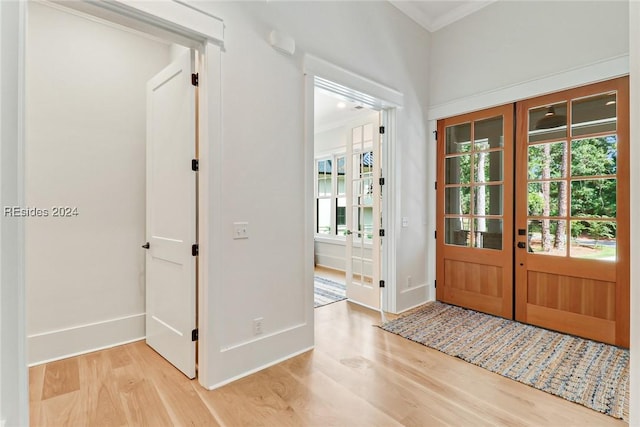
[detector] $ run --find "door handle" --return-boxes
[142,242,150,249]
[345,230,353,235]
[517,242,526,249]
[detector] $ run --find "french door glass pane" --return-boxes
[572,93,617,137]
[570,136,617,177]
[337,156,346,195]
[445,186,470,215]
[528,101,568,143]
[473,218,502,250]
[317,199,331,234]
[445,217,471,247]
[474,116,504,150]
[527,142,567,180]
[474,151,503,183]
[570,178,617,218]
[474,184,503,216]
[527,219,567,256]
[527,181,566,217]
[570,219,616,260]
[336,197,346,235]
[445,122,471,154]
[445,155,471,184]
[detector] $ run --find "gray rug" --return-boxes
[380,301,629,420]
[314,276,346,308]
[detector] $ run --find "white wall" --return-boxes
[0,0,28,424]
[25,2,171,364]
[186,0,430,387]
[429,1,629,109]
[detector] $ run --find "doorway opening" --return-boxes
[310,75,394,313]
[24,1,200,378]
[313,88,381,309]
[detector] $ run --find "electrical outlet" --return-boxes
[253,317,264,335]
[233,222,249,239]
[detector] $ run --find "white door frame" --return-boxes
[304,55,403,313]
[2,2,223,423]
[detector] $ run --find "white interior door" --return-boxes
[145,50,197,378]
[345,119,382,309]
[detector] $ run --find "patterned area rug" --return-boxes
[380,301,629,420]
[314,276,346,308]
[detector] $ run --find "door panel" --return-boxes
[345,120,381,309]
[515,77,629,347]
[437,104,514,318]
[145,49,197,377]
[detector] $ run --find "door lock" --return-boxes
[517,242,526,249]
[142,242,150,249]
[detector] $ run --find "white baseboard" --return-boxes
[28,313,145,366]
[207,345,314,390]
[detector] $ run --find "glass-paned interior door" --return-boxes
[515,77,629,347]
[436,104,514,318]
[345,120,381,309]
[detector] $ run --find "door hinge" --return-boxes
[379,126,385,134]
[434,280,437,288]
[379,280,385,288]
[434,230,437,239]
[379,177,385,186]
[433,130,438,140]
[434,181,437,190]
[192,159,199,171]
[191,73,199,87]
[192,244,199,256]
[191,329,198,341]
[379,229,385,237]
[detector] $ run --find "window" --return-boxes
[316,155,346,236]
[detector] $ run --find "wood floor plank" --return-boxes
[29,300,627,426]
[128,342,220,427]
[78,350,128,427]
[41,358,80,400]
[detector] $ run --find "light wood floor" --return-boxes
[30,301,626,426]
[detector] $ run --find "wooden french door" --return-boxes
[437,77,629,347]
[515,77,629,347]
[436,105,514,318]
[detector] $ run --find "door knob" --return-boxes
[345,230,353,235]
[142,242,150,249]
[517,242,526,249]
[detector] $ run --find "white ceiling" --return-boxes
[389,1,495,32]
[315,88,377,132]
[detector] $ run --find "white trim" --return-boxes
[381,108,397,313]
[429,1,495,33]
[28,338,144,367]
[428,55,629,120]
[220,323,308,352]
[400,283,428,294]
[206,346,314,391]
[198,41,222,389]
[1,0,28,425]
[395,297,433,315]
[628,2,639,425]
[28,314,145,365]
[304,55,404,108]
[49,0,223,49]
[388,1,494,33]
